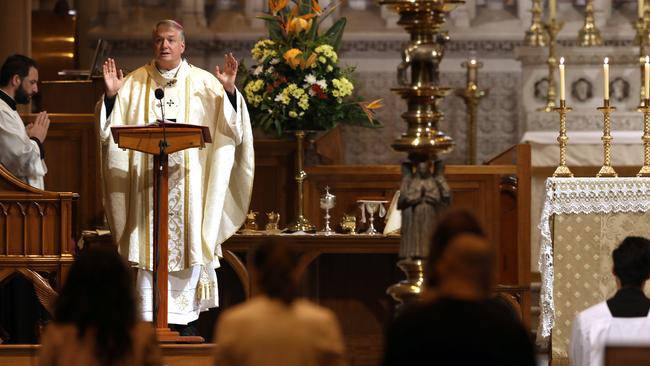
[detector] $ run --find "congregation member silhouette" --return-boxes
[212,239,346,366]
[38,246,162,366]
[382,210,536,366]
[570,236,650,366]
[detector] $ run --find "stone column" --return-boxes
[177,0,207,29]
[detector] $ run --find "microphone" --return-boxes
[154,88,165,124]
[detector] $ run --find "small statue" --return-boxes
[397,159,450,258]
[340,213,357,234]
[397,32,450,86]
[265,211,281,233]
[243,210,259,231]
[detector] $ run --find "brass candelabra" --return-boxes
[553,100,574,177]
[456,59,488,164]
[638,98,650,177]
[380,0,462,306]
[596,100,617,177]
[635,5,650,106]
[287,130,316,232]
[578,0,602,46]
[540,19,563,112]
[524,0,548,47]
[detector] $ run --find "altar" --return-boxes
[538,177,650,365]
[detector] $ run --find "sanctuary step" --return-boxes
[0,343,214,366]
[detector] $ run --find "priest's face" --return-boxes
[153,26,185,70]
[15,67,38,104]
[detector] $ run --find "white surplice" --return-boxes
[0,91,47,189]
[96,60,254,324]
[570,302,650,366]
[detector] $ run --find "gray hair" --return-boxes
[152,19,185,41]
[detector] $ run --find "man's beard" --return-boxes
[14,84,30,104]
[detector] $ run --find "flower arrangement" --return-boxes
[240,0,383,135]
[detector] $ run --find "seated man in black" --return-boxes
[570,236,650,366]
[382,210,536,366]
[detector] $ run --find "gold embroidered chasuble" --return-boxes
[96,60,254,323]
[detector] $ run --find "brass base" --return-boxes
[525,28,548,47]
[578,28,603,46]
[538,103,558,112]
[386,259,425,305]
[638,166,650,177]
[596,165,618,177]
[287,215,316,232]
[552,165,574,177]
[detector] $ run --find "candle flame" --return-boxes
[604,57,609,65]
[470,59,476,65]
[646,56,649,64]
[560,57,564,65]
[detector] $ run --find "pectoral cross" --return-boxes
[166,99,175,107]
[166,79,177,87]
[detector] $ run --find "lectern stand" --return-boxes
[111,123,211,343]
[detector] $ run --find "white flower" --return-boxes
[304,74,317,85]
[253,65,263,76]
[266,66,274,74]
[270,58,280,65]
[316,79,327,90]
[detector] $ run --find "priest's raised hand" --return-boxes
[103,58,124,98]
[214,52,238,94]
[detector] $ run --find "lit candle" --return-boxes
[560,57,566,100]
[603,57,610,101]
[643,56,650,99]
[640,0,645,19]
[550,0,557,19]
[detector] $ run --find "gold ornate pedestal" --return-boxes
[578,0,603,46]
[596,100,618,177]
[638,99,650,177]
[287,130,316,232]
[540,19,563,112]
[553,100,574,177]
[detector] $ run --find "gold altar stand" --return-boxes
[538,177,650,365]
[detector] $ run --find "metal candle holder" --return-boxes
[578,0,602,46]
[635,6,650,106]
[553,100,574,177]
[456,59,488,164]
[596,99,618,177]
[287,130,316,232]
[524,0,548,47]
[540,19,563,112]
[638,98,650,177]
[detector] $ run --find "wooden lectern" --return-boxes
[111,123,211,343]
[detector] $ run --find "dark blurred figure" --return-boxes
[571,236,650,366]
[382,210,536,366]
[213,239,346,366]
[38,246,162,366]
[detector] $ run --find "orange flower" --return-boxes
[300,53,317,69]
[359,99,383,124]
[311,0,322,14]
[365,99,384,110]
[283,48,303,69]
[268,0,288,14]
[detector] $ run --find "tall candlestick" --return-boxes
[550,0,557,19]
[643,56,650,98]
[560,57,566,100]
[640,0,645,18]
[603,57,610,100]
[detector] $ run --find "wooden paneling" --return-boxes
[23,113,102,232]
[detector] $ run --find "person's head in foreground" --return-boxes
[426,209,487,290]
[52,246,138,365]
[612,236,650,289]
[252,238,300,304]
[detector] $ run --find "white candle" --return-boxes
[603,57,610,101]
[560,57,566,100]
[643,56,650,99]
[640,0,645,18]
[550,0,557,19]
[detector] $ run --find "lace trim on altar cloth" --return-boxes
[538,177,650,340]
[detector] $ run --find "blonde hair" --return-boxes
[152,19,185,41]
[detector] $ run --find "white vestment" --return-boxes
[0,91,47,189]
[97,60,254,324]
[570,301,650,366]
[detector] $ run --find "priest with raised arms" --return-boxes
[96,19,254,329]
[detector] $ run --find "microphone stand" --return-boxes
[152,92,168,326]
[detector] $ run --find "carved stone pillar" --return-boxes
[177,0,207,29]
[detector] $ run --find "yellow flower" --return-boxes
[283,48,303,69]
[287,17,312,33]
[289,110,298,118]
